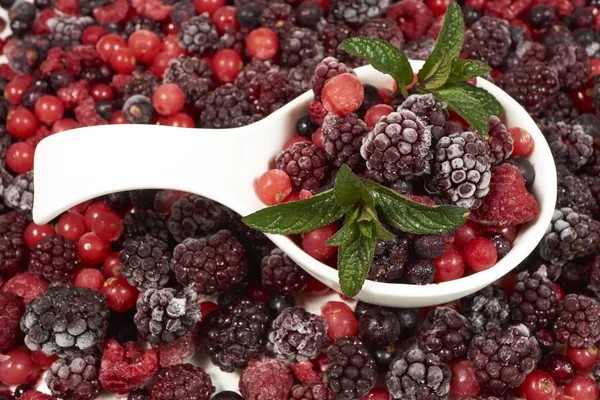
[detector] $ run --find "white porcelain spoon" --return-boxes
[32,61,556,307]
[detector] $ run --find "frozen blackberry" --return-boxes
[236,3,261,28]
[177,15,219,56]
[486,116,514,165]
[46,354,101,400]
[261,248,309,295]
[168,194,229,242]
[267,306,328,362]
[28,235,79,284]
[404,258,436,285]
[4,171,34,219]
[321,112,367,171]
[356,18,404,50]
[310,57,354,102]
[123,17,163,37]
[227,211,271,267]
[171,230,248,295]
[151,364,215,400]
[170,1,196,25]
[259,2,295,35]
[119,235,170,291]
[219,26,248,54]
[164,54,213,104]
[540,207,600,265]
[0,211,28,277]
[288,58,319,93]
[134,286,200,345]
[325,336,377,399]
[482,232,510,259]
[296,1,323,29]
[246,70,299,116]
[467,324,541,396]
[361,109,433,183]
[539,91,580,126]
[21,286,109,357]
[231,114,263,128]
[527,4,555,30]
[217,284,248,310]
[320,22,354,64]
[412,234,446,259]
[464,17,512,68]
[500,62,560,117]
[129,190,158,210]
[549,42,590,90]
[234,59,275,92]
[462,5,482,26]
[205,299,271,372]
[48,16,93,50]
[386,349,451,400]
[329,0,390,26]
[556,165,597,215]
[289,383,334,400]
[195,83,251,129]
[358,307,401,349]
[554,294,600,348]
[123,209,169,243]
[399,94,448,143]
[510,266,557,333]
[418,307,473,363]
[460,285,511,334]
[0,291,23,352]
[128,389,150,400]
[403,37,436,61]
[275,142,329,191]
[123,95,154,124]
[425,131,492,210]
[124,75,160,100]
[368,234,410,282]
[545,122,593,171]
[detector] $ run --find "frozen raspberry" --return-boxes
[554,294,600,348]
[20,391,55,400]
[28,235,80,284]
[418,307,473,363]
[151,364,215,400]
[246,70,299,117]
[386,349,451,400]
[130,0,172,20]
[399,94,448,143]
[178,15,219,56]
[486,116,514,164]
[164,55,213,104]
[470,163,539,226]
[239,356,293,400]
[57,79,90,109]
[196,83,251,129]
[93,0,129,23]
[168,194,229,242]
[322,112,368,171]
[46,354,101,400]
[1,272,49,305]
[276,142,329,191]
[310,57,354,102]
[99,339,158,395]
[329,0,389,26]
[307,101,327,126]
[261,248,309,295]
[549,42,591,90]
[290,362,322,384]
[464,17,512,68]
[510,266,557,333]
[154,327,199,368]
[289,382,334,400]
[544,122,594,171]
[119,235,170,291]
[386,0,434,42]
[75,96,107,127]
[0,291,24,352]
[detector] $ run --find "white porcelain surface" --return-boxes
[32,60,557,307]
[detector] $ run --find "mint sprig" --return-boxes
[243,165,468,297]
[338,1,502,135]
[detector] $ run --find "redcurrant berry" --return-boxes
[56,212,88,242]
[7,107,38,139]
[246,28,279,60]
[321,73,364,116]
[110,47,136,74]
[302,224,338,260]
[508,127,534,156]
[0,350,33,386]
[24,222,54,249]
[6,141,34,174]
[464,237,497,272]
[152,83,185,116]
[77,232,111,265]
[73,268,106,290]
[213,49,243,83]
[101,275,138,312]
[434,245,465,282]
[521,370,557,400]
[321,301,357,340]
[128,30,161,64]
[96,33,127,63]
[255,169,293,205]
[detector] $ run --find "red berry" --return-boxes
[378,87,393,104]
[101,275,138,312]
[255,169,293,205]
[283,136,311,150]
[321,73,364,116]
[73,268,106,290]
[246,28,279,60]
[4,75,33,105]
[321,301,357,340]
[521,370,557,400]
[109,110,129,124]
[427,0,450,16]
[7,107,38,139]
[152,51,174,79]
[570,84,595,113]
[52,118,78,133]
[590,58,600,77]
[564,375,598,400]
[247,281,271,303]
[364,104,393,129]
[34,95,65,124]
[0,349,33,386]
[304,277,329,294]
[454,221,481,249]
[161,34,185,56]
[81,25,107,45]
[302,224,338,260]
[481,225,517,244]
[6,141,34,174]
[554,283,565,302]
[464,237,497,272]
[103,251,122,278]
[30,350,57,370]
[434,244,465,282]
[56,212,88,242]
[198,301,219,325]
[77,232,111,265]
[508,127,534,156]
[165,112,195,128]
[212,6,239,34]
[84,202,113,230]
[128,30,161,64]
[110,47,136,74]
[24,222,54,249]
[213,49,243,83]
[566,345,598,371]
[555,396,576,400]
[69,200,93,215]
[312,127,324,148]
[91,210,123,242]
[96,33,127,62]
[450,360,480,397]
[90,83,114,102]
[361,388,390,400]
[152,83,185,116]
[162,19,179,35]
[194,0,225,15]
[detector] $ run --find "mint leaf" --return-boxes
[243,190,347,234]
[339,37,413,89]
[366,181,469,234]
[418,50,452,91]
[447,60,492,83]
[418,1,464,81]
[335,165,374,207]
[326,212,358,246]
[431,82,502,135]
[337,221,376,297]
[372,220,394,240]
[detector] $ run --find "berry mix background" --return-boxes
[0,0,599,399]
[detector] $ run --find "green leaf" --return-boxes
[366,181,469,234]
[447,60,492,83]
[339,37,413,89]
[358,221,373,238]
[242,190,347,234]
[418,1,464,81]
[337,221,376,297]
[431,82,502,135]
[417,50,453,91]
[334,165,374,207]
[372,220,394,240]
[326,214,358,246]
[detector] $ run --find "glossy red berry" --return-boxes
[6,141,34,174]
[521,370,557,400]
[109,110,128,124]
[434,245,465,282]
[0,350,33,386]
[34,95,64,124]
[302,224,338,260]
[194,0,226,15]
[247,28,279,60]
[81,25,107,45]
[590,58,600,77]
[464,237,497,272]
[103,251,122,278]
[152,83,185,116]
[570,85,595,113]
[566,346,598,371]
[450,360,480,397]
[152,51,173,79]
[77,232,111,265]
[364,104,394,129]
[321,301,357,340]
[4,75,33,105]
[52,118,78,133]
[96,33,127,62]
[454,221,481,249]
[73,268,106,290]
[110,47,136,74]
[508,127,534,156]
[127,30,161,64]
[321,73,364,116]
[24,222,54,249]
[212,6,239,34]
[90,83,113,102]
[255,169,293,205]
[213,49,243,83]
[427,0,450,16]
[84,202,113,230]
[7,107,38,139]
[91,210,123,242]
[30,350,57,370]
[199,301,219,325]
[165,112,195,128]
[101,275,138,312]
[56,212,87,242]
[564,374,598,400]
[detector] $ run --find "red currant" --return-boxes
[564,374,598,400]
[305,277,330,294]
[166,112,195,128]
[52,118,78,133]
[570,84,595,114]
[96,33,127,63]
[427,0,450,16]
[377,87,393,104]
[361,388,389,400]
[212,6,239,34]
[77,232,111,265]
[434,245,465,282]
[110,47,136,74]
[103,251,122,278]
[364,104,393,129]
[321,73,364,116]
[312,127,324,148]
[152,83,185,116]
[24,222,54,249]
[7,107,38,139]
[109,110,129,124]
[194,0,226,15]
[454,221,481,249]
[81,25,107,45]
[0,350,33,386]
[4,74,33,105]
[553,283,565,301]
[255,169,293,205]
[162,18,179,35]
[555,396,576,400]
[127,30,161,64]
[302,224,338,260]
[199,301,220,325]
[521,370,556,400]
[508,127,534,157]
[30,350,57,370]
[101,275,138,312]
[6,141,34,174]
[246,28,279,60]
[84,202,113,230]
[566,345,598,371]
[153,52,174,79]
[213,49,243,83]
[450,360,480,397]
[69,200,93,215]
[90,83,113,102]
[91,210,123,242]
[34,95,64,124]
[73,268,106,290]
[464,237,497,272]
[56,212,88,242]
[321,301,357,340]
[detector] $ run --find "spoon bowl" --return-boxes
[32,61,556,307]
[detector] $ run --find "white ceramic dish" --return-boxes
[32,60,557,308]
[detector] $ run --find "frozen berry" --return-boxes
[321,73,364,116]
[464,237,498,272]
